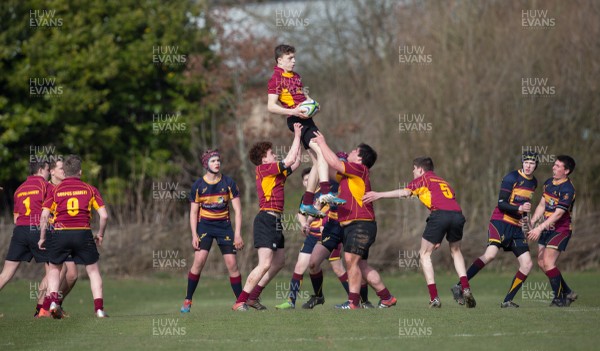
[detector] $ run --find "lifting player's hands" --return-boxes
[362,191,381,204]
[312,131,326,145]
[234,233,244,251]
[293,122,303,138]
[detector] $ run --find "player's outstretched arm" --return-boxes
[268,94,308,118]
[189,202,200,250]
[95,207,108,247]
[363,189,412,204]
[231,197,244,250]
[290,143,303,172]
[283,123,303,168]
[312,131,344,173]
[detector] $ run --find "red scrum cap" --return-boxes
[201,149,220,169]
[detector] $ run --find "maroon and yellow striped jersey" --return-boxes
[189,174,239,222]
[337,162,375,225]
[13,175,49,226]
[42,178,105,230]
[267,66,307,108]
[256,161,292,213]
[405,171,462,212]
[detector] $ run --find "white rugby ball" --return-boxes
[298,99,320,117]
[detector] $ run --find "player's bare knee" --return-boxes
[543,257,556,271]
[192,261,205,273]
[308,260,319,273]
[537,258,545,271]
[482,252,496,263]
[66,271,78,283]
[521,259,533,275]
[257,261,272,274]
[331,265,345,277]
[223,257,238,274]
[226,264,240,276]
[419,250,432,261]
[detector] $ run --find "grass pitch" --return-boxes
[1,271,599,351]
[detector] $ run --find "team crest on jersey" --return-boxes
[548,198,556,206]
[218,196,224,203]
[563,193,570,200]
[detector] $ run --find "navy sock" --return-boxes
[459,258,486,285]
[546,267,563,299]
[229,275,243,298]
[186,272,200,300]
[504,270,527,302]
[289,273,303,304]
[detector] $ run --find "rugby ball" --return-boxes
[299,99,320,117]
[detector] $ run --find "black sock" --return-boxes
[310,271,324,297]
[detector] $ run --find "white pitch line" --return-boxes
[453,330,549,337]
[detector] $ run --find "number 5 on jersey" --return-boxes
[440,183,454,199]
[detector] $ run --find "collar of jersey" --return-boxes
[274,66,294,78]
[517,169,533,180]
[552,177,569,186]
[203,173,222,185]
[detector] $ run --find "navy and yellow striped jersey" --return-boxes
[542,177,575,232]
[490,169,537,226]
[190,174,239,222]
